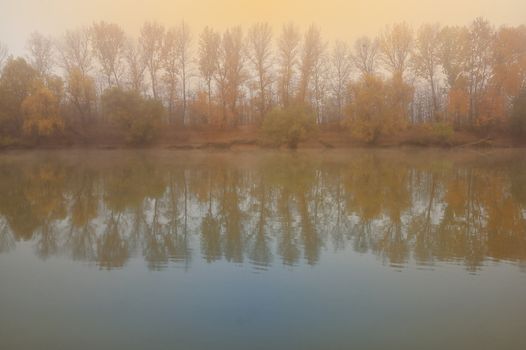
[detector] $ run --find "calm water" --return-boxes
[0,149,525,349]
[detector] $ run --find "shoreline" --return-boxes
[1,127,524,151]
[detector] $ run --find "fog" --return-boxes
[1,0,525,54]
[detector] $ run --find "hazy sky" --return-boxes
[1,0,525,54]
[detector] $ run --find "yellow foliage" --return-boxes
[21,87,64,137]
[343,73,412,143]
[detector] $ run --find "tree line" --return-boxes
[0,18,525,146]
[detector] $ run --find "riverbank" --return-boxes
[0,125,523,151]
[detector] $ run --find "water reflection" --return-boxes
[0,150,525,271]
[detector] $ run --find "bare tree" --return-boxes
[465,18,495,124]
[379,22,414,78]
[26,31,54,77]
[139,22,165,100]
[163,27,179,123]
[58,27,92,76]
[277,23,301,107]
[247,22,273,121]
[312,50,330,123]
[0,41,10,71]
[331,41,352,120]
[124,37,146,93]
[438,26,469,90]
[198,27,220,120]
[298,24,325,103]
[412,23,442,119]
[215,27,245,126]
[91,21,126,87]
[351,36,379,77]
[175,21,192,124]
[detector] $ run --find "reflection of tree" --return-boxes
[0,151,525,271]
[97,212,129,269]
[248,178,272,268]
[219,169,245,263]
[200,171,222,262]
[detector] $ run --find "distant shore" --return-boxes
[1,126,523,151]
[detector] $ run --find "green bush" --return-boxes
[261,104,317,148]
[101,88,163,144]
[432,122,454,142]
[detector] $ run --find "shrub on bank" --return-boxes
[101,88,163,145]
[261,104,317,148]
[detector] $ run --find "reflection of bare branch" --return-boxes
[0,218,15,254]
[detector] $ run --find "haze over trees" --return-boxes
[0,18,525,146]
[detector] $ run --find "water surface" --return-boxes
[0,149,525,349]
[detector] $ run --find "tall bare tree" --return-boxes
[277,23,300,107]
[412,23,442,120]
[331,41,352,120]
[215,27,245,126]
[351,36,379,77]
[163,27,179,123]
[139,22,165,100]
[174,21,192,124]
[91,21,126,87]
[198,27,220,120]
[247,22,273,121]
[124,37,146,93]
[26,31,54,77]
[379,22,414,78]
[0,42,9,70]
[465,17,495,124]
[298,24,325,103]
[58,27,92,76]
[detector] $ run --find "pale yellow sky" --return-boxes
[1,0,525,53]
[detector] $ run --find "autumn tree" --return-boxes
[511,89,526,137]
[65,67,97,124]
[91,21,126,88]
[247,22,273,122]
[139,22,165,100]
[21,86,64,138]
[198,27,220,121]
[490,25,526,122]
[344,74,413,143]
[0,58,38,136]
[277,23,301,107]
